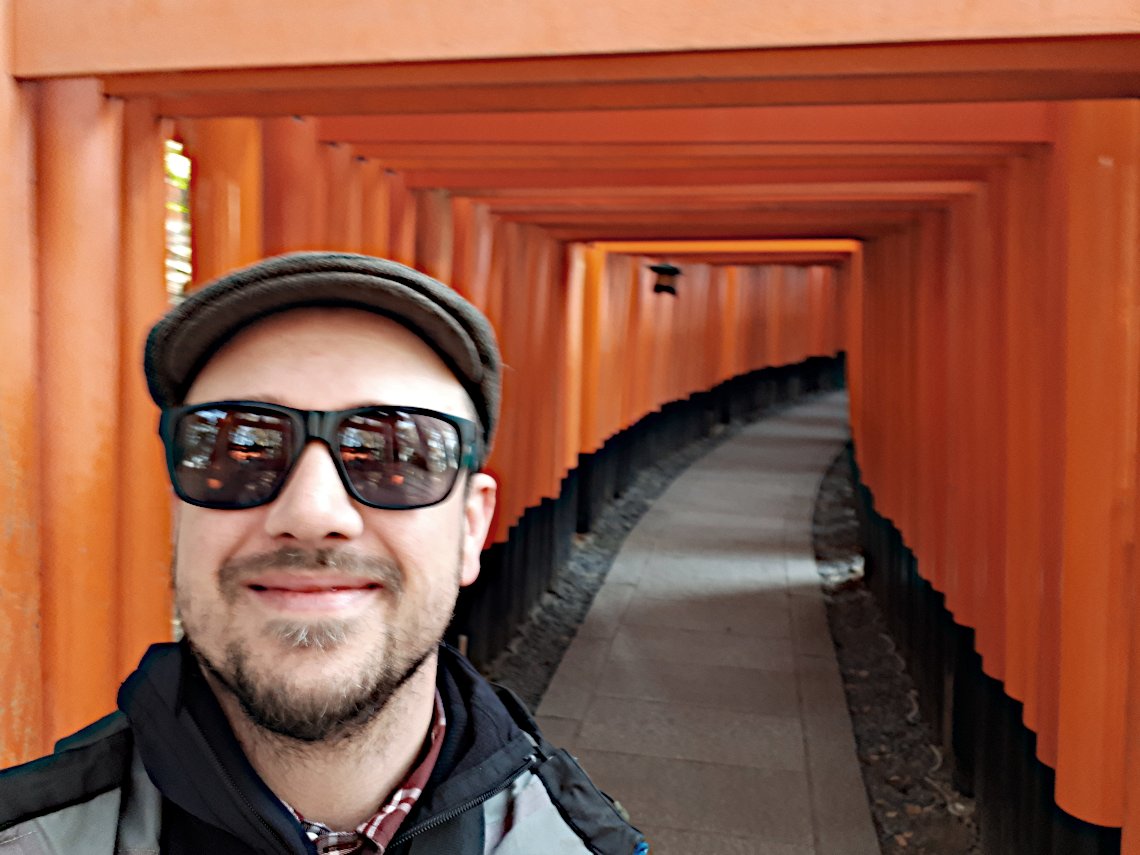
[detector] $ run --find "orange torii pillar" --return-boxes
[0,17,42,766]
[37,78,126,747]
[117,98,177,680]
[262,116,324,255]
[180,117,264,286]
[1054,99,1140,840]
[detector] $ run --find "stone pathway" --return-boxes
[536,391,879,855]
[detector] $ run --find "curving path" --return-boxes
[536,391,878,855]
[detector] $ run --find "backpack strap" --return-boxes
[489,682,558,760]
[489,683,649,855]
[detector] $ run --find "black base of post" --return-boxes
[853,459,1124,855]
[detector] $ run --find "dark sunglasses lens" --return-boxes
[172,406,295,508]
[338,411,463,508]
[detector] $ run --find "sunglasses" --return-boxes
[158,401,479,511]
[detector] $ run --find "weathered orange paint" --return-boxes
[116,98,175,680]
[321,142,362,252]
[36,78,124,744]
[414,188,453,282]
[181,117,264,285]
[387,171,417,267]
[1054,99,1140,829]
[561,245,586,474]
[358,158,392,259]
[0,2,42,766]
[320,103,1054,146]
[262,116,322,254]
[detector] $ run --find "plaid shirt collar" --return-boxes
[284,690,447,855]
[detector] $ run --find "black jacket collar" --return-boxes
[118,641,532,852]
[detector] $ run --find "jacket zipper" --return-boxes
[386,753,536,850]
[199,734,308,854]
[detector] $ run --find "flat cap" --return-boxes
[144,252,501,465]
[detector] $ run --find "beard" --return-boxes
[191,630,434,744]
[178,545,459,744]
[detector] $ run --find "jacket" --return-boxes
[0,641,647,855]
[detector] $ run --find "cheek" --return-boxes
[173,506,249,592]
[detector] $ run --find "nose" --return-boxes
[264,442,365,542]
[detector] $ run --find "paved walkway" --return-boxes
[536,391,878,855]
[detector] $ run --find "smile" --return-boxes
[242,574,388,614]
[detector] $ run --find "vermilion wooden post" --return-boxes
[912,212,941,578]
[180,117,264,285]
[941,197,970,624]
[621,255,645,428]
[561,244,586,477]
[321,142,362,252]
[477,214,510,545]
[718,266,740,380]
[414,187,453,282]
[971,178,1008,681]
[116,98,175,680]
[532,239,557,496]
[359,158,392,260]
[1001,153,1044,716]
[388,170,416,267]
[262,115,321,254]
[1054,98,1139,831]
[0,25,42,766]
[845,246,865,469]
[578,244,606,459]
[36,78,124,745]
[547,243,572,492]
[515,229,546,502]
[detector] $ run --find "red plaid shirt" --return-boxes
[285,691,446,854]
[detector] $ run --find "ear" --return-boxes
[458,472,497,587]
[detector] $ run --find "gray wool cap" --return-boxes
[144,252,502,466]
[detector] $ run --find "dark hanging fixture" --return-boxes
[649,262,681,296]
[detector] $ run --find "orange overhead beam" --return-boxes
[596,239,859,267]
[312,141,1031,159]
[541,217,913,241]
[317,103,1055,145]
[597,239,860,253]
[143,70,1140,117]
[342,155,1001,178]
[485,181,982,207]
[18,1,1140,77]
[402,168,991,192]
[93,37,1140,95]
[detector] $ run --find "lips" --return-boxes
[242,574,386,613]
[245,573,384,592]
[247,582,383,593]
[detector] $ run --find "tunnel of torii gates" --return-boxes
[1,0,1139,848]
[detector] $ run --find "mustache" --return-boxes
[218,547,404,597]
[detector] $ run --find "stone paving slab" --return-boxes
[537,392,880,855]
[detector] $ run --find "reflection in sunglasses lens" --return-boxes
[171,405,465,510]
[339,411,461,508]
[174,407,292,507]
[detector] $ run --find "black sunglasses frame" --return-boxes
[158,400,480,511]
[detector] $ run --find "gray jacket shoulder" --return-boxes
[0,713,161,854]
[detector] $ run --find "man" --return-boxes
[0,253,647,855]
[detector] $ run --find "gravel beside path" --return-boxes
[813,448,983,855]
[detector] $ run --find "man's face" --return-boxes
[173,308,496,743]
